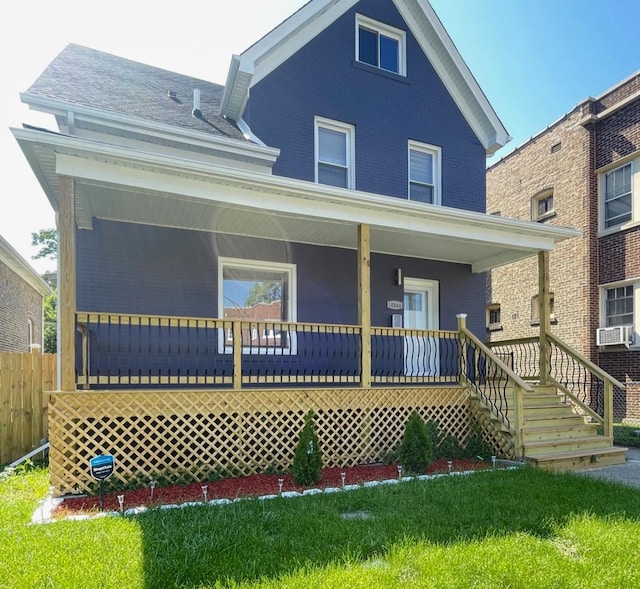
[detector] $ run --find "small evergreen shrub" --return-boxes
[398,410,433,474]
[292,410,323,485]
[436,433,465,459]
[464,430,494,459]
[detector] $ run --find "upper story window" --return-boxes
[604,163,632,228]
[486,303,502,331]
[314,117,355,189]
[532,190,554,222]
[356,14,406,76]
[408,141,441,204]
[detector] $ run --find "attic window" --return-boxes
[356,14,406,76]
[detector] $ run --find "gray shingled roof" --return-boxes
[26,44,248,142]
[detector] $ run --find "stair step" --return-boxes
[522,423,599,442]
[523,414,590,428]
[522,394,566,407]
[524,436,613,456]
[527,446,628,472]
[521,404,576,418]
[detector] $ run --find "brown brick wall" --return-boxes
[595,100,640,169]
[600,225,640,283]
[486,108,595,357]
[0,260,44,352]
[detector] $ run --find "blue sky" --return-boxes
[2,0,638,272]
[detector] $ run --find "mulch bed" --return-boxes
[52,458,489,518]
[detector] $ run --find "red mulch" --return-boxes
[52,459,488,519]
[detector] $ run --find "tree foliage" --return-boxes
[244,281,281,308]
[31,228,57,261]
[398,410,433,474]
[43,292,57,354]
[292,411,323,486]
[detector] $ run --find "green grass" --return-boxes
[3,466,640,588]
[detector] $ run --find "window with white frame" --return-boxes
[315,117,355,189]
[408,141,441,204]
[531,293,555,324]
[604,284,633,327]
[356,14,406,75]
[603,162,632,229]
[532,190,554,221]
[218,258,296,353]
[486,303,501,331]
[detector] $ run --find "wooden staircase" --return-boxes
[517,385,626,471]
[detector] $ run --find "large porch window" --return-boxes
[218,258,297,353]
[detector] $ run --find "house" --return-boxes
[0,235,51,353]
[12,0,621,495]
[487,71,640,424]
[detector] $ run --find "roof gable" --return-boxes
[221,0,510,156]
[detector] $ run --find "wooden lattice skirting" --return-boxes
[48,386,502,496]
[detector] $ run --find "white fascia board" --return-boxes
[0,236,52,296]
[39,129,579,252]
[221,0,358,119]
[220,0,509,156]
[399,0,510,155]
[20,93,279,165]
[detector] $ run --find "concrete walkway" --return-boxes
[578,447,640,489]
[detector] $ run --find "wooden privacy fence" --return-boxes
[0,352,56,464]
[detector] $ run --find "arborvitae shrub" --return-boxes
[292,410,323,485]
[398,410,433,474]
[425,420,439,449]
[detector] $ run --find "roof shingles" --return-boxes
[27,44,248,142]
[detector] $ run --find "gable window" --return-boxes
[408,141,441,204]
[218,258,297,354]
[356,14,406,76]
[315,117,355,189]
[532,190,554,221]
[603,162,632,229]
[605,285,633,327]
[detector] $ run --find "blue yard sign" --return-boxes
[90,454,115,481]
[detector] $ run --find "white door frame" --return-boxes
[403,278,440,376]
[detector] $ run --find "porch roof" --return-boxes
[13,125,580,273]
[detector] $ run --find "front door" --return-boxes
[403,278,439,376]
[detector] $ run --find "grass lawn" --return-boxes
[3,465,640,588]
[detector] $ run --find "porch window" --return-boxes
[356,14,406,75]
[408,141,441,204]
[604,285,633,327]
[218,258,297,353]
[315,117,355,189]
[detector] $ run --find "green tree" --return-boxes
[31,228,57,261]
[398,410,434,474]
[31,228,58,353]
[43,292,57,354]
[244,281,281,307]
[292,411,323,486]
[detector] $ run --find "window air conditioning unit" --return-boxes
[596,325,633,347]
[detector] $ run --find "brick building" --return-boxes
[0,235,51,352]
[487,71,640,421]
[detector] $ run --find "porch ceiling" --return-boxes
[14,127,581,273]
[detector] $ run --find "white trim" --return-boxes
[314,117,356,189]
[217,257,297,355]
[599,279,639,349]
[355,13,406,76]
[403,277,439,376]
[220,0,509,155]
[0,235,52,296]
[599,158,638,234]
[531,189,555,222]
[14,127,580,273]
[408,140,441,205]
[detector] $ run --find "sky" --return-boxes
[2,0,639,275]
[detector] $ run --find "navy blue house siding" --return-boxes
[75,221,484,386]
[244,0,486,212]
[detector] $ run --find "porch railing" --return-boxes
[457,315,530,456]
[76,312,460,388]
[487,334,626,438]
